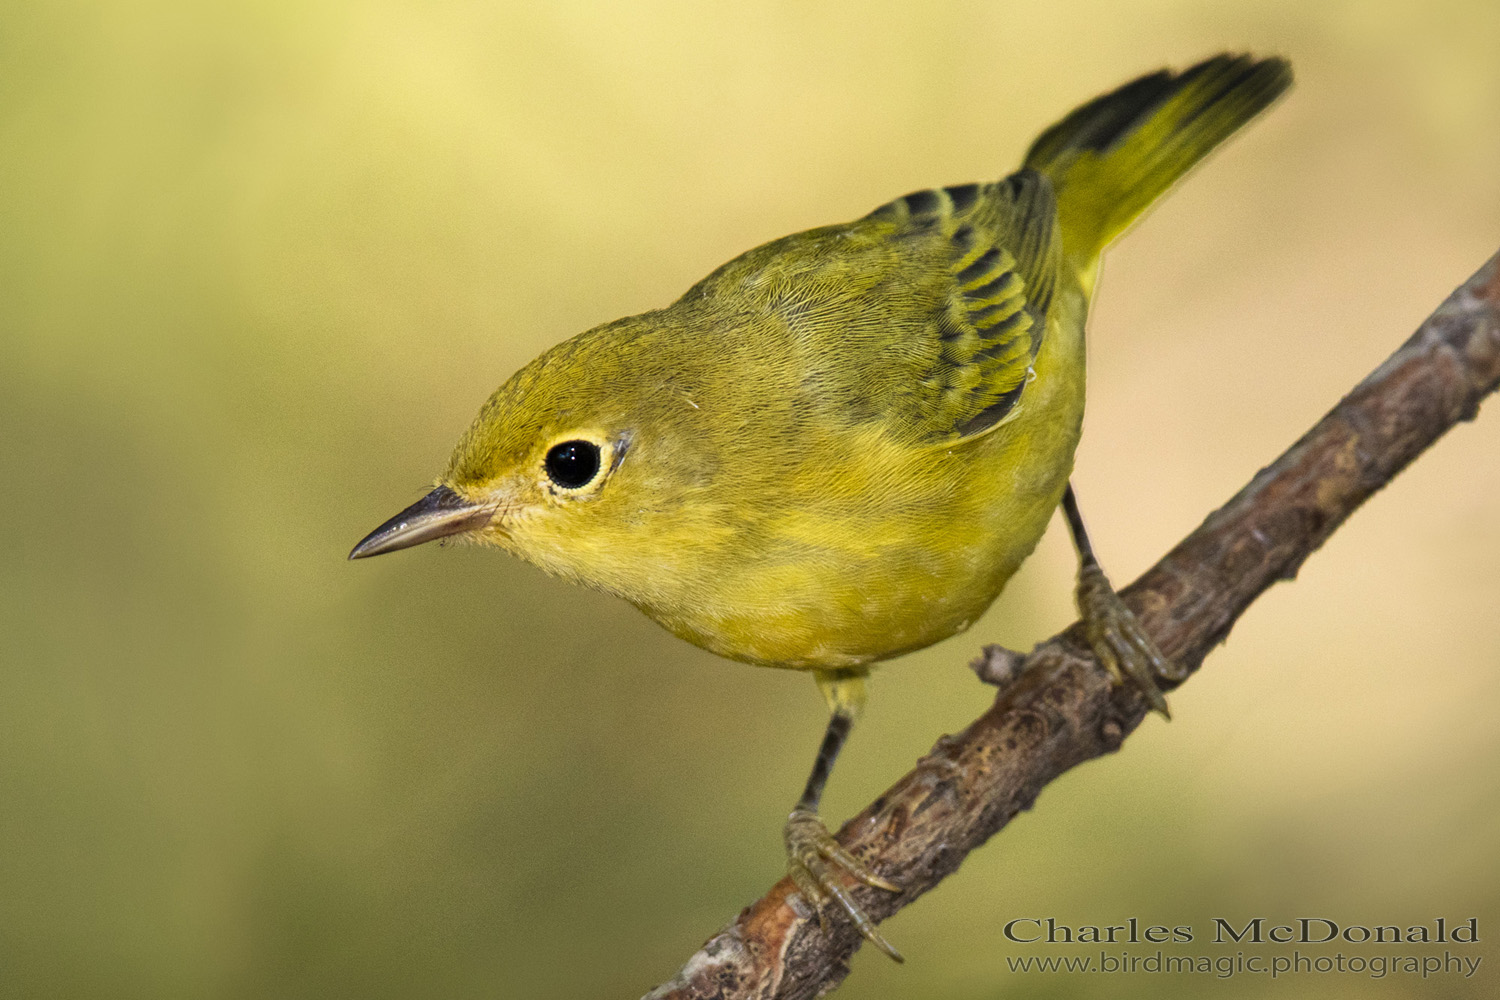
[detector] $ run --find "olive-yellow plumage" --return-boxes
[443,172,1071,670]
[352,53,1292,959]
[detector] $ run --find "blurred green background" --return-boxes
[2,1,1498,997]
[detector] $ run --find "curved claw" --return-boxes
[1076,560,1181,717]
[784,809,904,961]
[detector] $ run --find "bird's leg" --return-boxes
[784,670,903,961]
[1062,483,1186,717]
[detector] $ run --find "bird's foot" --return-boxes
[784,808,903,961]
[1075,558,1184,718]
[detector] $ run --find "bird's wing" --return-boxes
[681,169,1061,444]
[865,170,1060,440]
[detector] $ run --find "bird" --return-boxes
[350,53,1293,960]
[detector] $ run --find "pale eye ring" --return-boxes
[544,439,602,490]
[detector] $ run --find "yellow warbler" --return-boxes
[352,53,1292,959]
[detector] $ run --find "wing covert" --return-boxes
[866,170,1060,440]
[674,169,1061,445]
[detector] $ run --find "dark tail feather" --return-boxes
[1023,54,1292,269]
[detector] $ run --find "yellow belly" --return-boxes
[640,285,1089,670]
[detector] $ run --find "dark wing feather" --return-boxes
[864,170,1060,439]
[676,169,1061,444]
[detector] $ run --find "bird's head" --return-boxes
[349,315,733,597]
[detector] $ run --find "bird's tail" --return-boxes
[1024,54,1292,277]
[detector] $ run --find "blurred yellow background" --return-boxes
[2,1,1497,997]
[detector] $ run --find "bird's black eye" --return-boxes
[544,440,602,490]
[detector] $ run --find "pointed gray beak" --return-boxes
[348,485,494,559]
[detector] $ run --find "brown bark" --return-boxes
[644,250,1500,1000]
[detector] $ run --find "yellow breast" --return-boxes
[629,285,1089,671]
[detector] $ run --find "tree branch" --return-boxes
[644,250,1500,1000]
